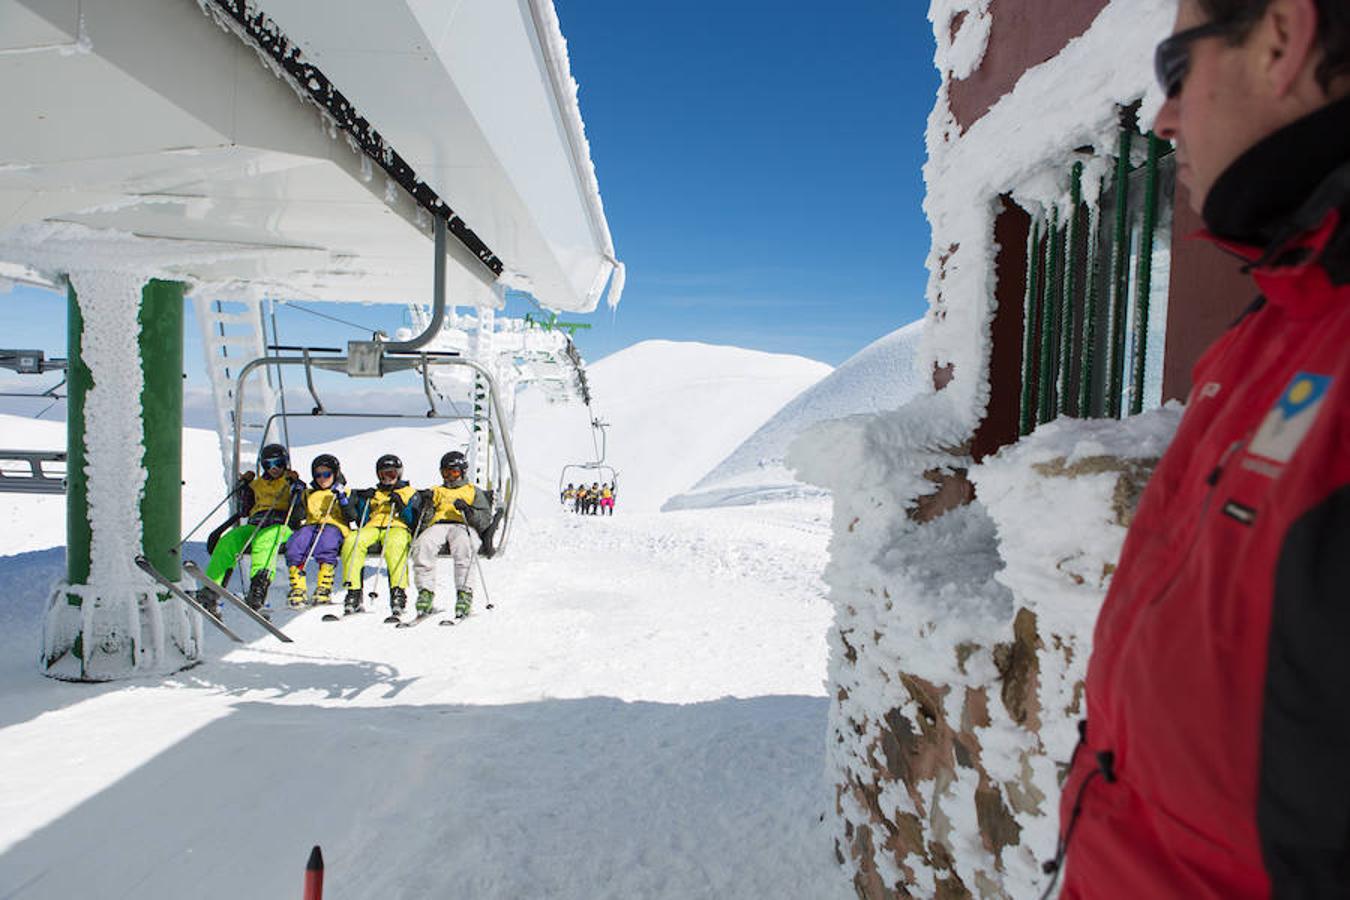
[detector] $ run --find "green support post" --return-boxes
[1059,163,1084,418]
[1037,207,1062,426]
[1078,200,1102,418]
[66,284,92,601]
[1019,219,1043,436]
[1129,135,1164,416]
[1106,123,1135,419]
[140,280,184,580]
[54,278,186,678]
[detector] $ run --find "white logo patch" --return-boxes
[1248,373,1333,464]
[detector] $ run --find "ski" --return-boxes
[322,609,365,622]
[181,560,294,643]
[394,608,439,629]
[134,555,245,643]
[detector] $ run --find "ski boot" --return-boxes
[390,587,408,617]
[454,587,473,620]
[245,571,272,611]
[286,566,308,610]
[415,588,435,615]
[343,587,364,616]
[312,563,336,605]
[194,587,221,619]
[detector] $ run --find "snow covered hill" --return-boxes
[0,339,853,900]
[665,320,925,510]
[512,339,832,515]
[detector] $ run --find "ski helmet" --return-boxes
[375,453,403,476]
[258,443,289,472]
[440,450,468,472]
[311,453,343,484]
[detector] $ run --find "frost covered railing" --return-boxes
[0,449,66,494]
[1020,105,1175,434]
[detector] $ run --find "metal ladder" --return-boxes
[192,296,278,478]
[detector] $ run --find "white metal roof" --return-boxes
[0,0,622,311]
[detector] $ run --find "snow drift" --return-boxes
[664,320,924,510]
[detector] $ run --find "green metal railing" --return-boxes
[1017,105,1170,431]
[1128,134,1165,416]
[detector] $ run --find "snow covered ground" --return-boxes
[0,341,853,899]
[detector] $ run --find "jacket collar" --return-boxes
[1198,94,1350,311]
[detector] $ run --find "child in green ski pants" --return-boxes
[201,443,303,610]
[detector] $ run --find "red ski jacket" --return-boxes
[1059,100,1350,898]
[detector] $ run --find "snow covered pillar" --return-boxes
[44,275,199,681]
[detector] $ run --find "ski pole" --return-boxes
[463,523,493,611]
[299,491,340,572]
[176,481,243,552]
[247,489,303,588]
[374,490,402,601]
[338,495,372,596]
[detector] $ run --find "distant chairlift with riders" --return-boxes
[559,416,617,517]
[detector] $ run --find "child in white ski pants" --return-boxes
[412,523,480,595]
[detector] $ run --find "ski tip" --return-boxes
[383,616,401,624]
[307,845,324,871]
[439,619,455,626]
[321,614,340,622]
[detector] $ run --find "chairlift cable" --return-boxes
[281,300,384,337]
[268,300,293,451]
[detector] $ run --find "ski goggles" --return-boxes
[1155,20,1243,98]
[261,456,287,471]
[378,467,401,478]
[313,468,335,479]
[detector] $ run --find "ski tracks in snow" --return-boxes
[0,499,851,899]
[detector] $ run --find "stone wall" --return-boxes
[811,408,1179,898]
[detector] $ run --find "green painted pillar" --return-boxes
[66,283,92,593]
[51,277,188,679]
[139,280,184,580]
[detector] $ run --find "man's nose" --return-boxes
[1153,95,1179,141]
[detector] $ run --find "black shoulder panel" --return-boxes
[1258,484,1350,893]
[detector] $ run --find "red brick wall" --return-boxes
[947,0,1110,132]
[1161,184,1258,401]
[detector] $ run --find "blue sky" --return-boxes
[0,0,938,420]
[558,0,939,364]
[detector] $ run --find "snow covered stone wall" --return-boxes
[793,402,1179,897]
[788,1,1187,895]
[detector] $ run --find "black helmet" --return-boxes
[311,453,343,484]
[258,443,289,471]
[440,450,468,471]
[375,453,403,475]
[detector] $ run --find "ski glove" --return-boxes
[454,498,471,513]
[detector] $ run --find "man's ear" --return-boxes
[1262,0,1321,97]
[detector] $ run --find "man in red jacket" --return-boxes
[1054,1,1350,897]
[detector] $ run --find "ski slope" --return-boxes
[0,341,850,899]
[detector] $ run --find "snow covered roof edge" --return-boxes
[525,0,625,309]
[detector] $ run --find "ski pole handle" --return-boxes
[302,845,324,900]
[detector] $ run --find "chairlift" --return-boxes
[0,349,68,493]
[227,218,519,558]
[557,417,617,502]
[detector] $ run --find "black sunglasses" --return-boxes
[1155,21,1241,98]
